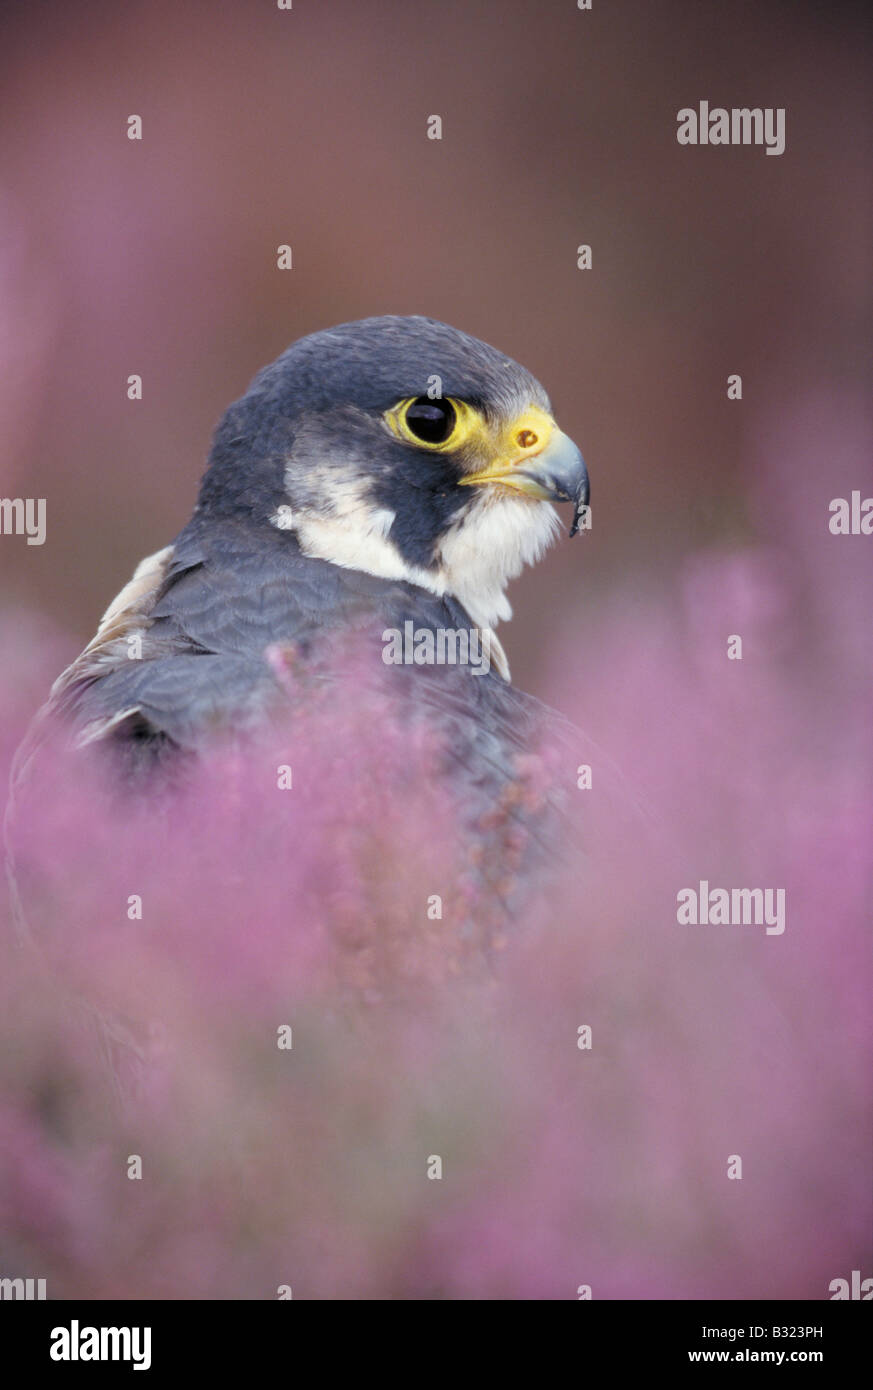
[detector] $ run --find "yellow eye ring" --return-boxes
[384,396,478,452]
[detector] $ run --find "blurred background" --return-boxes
[0,0,871,1302]
[0,0,869,689]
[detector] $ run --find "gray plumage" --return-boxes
[9,316,596,935]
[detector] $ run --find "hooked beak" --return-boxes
[459,409,590,537]
[513,429,590,537]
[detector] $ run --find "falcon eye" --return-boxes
[403,397,456,445]
[384,394,478,452]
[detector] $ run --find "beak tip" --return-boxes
[538,431,588,538]
[569,478,590,537]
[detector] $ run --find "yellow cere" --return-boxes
[384,397,557,486]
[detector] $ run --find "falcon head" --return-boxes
[196,315,589,630]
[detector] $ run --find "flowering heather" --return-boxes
[1,435,870,1300]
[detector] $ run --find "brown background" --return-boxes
[0,0,869,690]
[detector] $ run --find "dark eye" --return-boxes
[404,397,456,445]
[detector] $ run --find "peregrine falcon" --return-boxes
[8,316,590,937]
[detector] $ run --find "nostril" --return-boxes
[517,429,538,449]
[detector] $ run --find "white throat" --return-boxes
[274,486,560,680]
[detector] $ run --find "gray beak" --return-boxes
[514,429,590,536]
